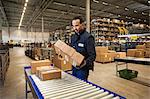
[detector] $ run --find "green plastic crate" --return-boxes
[118,69,138,80]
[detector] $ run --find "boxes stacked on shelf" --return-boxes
[127,49,137,57]
[30,59,51,74]
[116,52,126,58]
[95,46,116,63]
[135,49,145,58]
[127,44,150,58]
[54,40,84,66]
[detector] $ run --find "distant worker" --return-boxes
[70,16,96,80]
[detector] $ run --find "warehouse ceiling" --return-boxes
[0,0,149,32]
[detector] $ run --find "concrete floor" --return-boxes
[0,47,150,99]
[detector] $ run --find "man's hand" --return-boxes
[80,60,86,67]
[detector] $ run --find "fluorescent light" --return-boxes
[102,2,108,5]
[118,15,121,17]
[18,27,20,29]
[115,6,119,8]
[24,3,27,7]
[24,6,26,10]
[134,10,137,13]
[26,0,28,3]
[125,8,129,11]
[93,0,99,3]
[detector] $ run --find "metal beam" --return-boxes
[0,0,9,27]
[26,0,54,30]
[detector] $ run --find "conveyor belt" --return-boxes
[28,71,125,99]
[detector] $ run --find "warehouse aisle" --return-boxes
[0,47,150,99]
[0,47,33,99]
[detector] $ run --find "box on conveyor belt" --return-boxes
[52,54,72,71]
[70,51,84,66]
[31,59,52,74]
[127,49,137,57]
[136,45,146,49]
[95,46,108,53]
[36,66,53,76]
[40,68,61,81]
[116,52,126,58]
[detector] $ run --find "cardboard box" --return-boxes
[31,59,51,74]
[108,50,117,60]
[96,46,108,53]
[145,50,150,58]
[127,49,137,57]
[135,51,145,58]
[40,69,61,81]
[116,52,126,58]
[95,53,112,63]
[145,42,150,48]
[136,45,146,49]
[53,54,72,71]
[36,66,52,76]
[70,52,84,66]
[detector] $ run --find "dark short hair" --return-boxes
[72,16,84,25]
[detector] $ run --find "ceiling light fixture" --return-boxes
[115,6,119,8]
[125,8,129,11]
[134,10,137,13]
[24,3,27,7]
[93,0,99,3]
[18,0,29,29]
[102,2,109,5]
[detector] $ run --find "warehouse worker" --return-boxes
[71,16,96,80]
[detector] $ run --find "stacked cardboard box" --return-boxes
[116,52,126,58]
[127,49,137,57]
[30,59,51,74]
[54,40,84,66]
[36,66,61,81]
[135,50,145,58]
[145,42,150,48]
[53,54,72,71]
[95,46,116,63]
[145,48,150,58]
[136,45,146,49]
[97,53,112,63]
